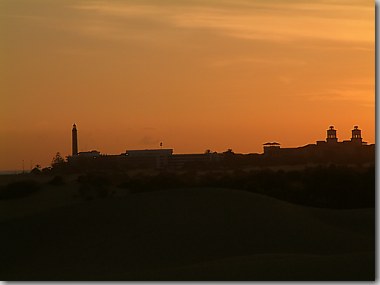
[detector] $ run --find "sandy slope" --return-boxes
[0,187,374,280]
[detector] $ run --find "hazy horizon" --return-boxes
[0,0,374,171]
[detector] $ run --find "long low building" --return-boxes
[125,149,173,157]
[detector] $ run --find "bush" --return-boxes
[48,175,65,186]
[0,180,41,200]
[77,173,112,200]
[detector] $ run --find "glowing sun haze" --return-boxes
[0,0,374,170]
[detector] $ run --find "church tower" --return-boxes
[72,124,78,156]
[326,125,338,143]
[351,125,363,145]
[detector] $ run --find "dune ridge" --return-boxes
[0,187,374,280]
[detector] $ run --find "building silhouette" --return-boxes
[326,125,338,144]
[66,124,374,171]
[262,125,373,165]
[351,126,363,144]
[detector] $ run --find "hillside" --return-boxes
[0,187,374,280]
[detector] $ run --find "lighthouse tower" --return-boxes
[72,124,78,156]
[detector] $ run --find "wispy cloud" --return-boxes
[69,0,373,45]
[139,135,159,146]
[209,57,307,67]
[304,79,374,107]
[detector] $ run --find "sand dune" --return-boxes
[0,187,374,280]
[126,252,374,281]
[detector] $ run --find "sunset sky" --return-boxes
[0,0,374,171]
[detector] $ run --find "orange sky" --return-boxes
[0,0,375,171]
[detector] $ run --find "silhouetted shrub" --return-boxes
[78,183,110,200]
[30,167,42,175]
[77,172,112,200]
[239,165,375,209]
[77,172,111,186]
[0,180,41,200]
[48,175,65,186]
[76,165,375,208]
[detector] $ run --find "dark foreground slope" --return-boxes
[0,188,374,281]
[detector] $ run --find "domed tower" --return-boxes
[72,124,78,156]
[351,125,363,145]
[326,125,338,143]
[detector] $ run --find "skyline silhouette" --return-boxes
[46,123,373,173]
[70,123,373,155]
[1,121,375,172]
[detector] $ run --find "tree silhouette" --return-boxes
[31,164,42,175]
[51,152,65,167]
[223,148,234,155]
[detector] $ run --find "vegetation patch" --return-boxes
[48,175,65,186]
[77,172,112,200]
[0,180,42,200]
[116,165,374,209]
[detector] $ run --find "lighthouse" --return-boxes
[72,124,78,156]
